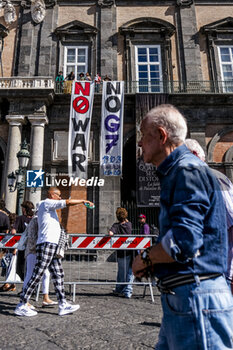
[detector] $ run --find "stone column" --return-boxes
[27,115,48,206]
[98,0,117,80]
[4,115,25,213]
[99,177,121,234]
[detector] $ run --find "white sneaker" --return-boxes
[14,302,38,317]
[58,302,80,316]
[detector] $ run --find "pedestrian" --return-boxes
[103,75,111,81]
[138,214,150,235]
[0,205,10,233]
[56,71,64,82]
[23,209,57,309]
[94,73,101,92]
[0,199,10,215]
[55,71,64,92]
[79,72,85,81]
[85,72,92,81]
[132,104,233,349]
[109,207,134,299]
[65,71,75,81]
[137,214,150,256]
[11,201,35,281]
[0,207,11,292]
[185,138,233,295]
[14,187,94,317]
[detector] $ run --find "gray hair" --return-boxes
[145,104,188,145]
[184,138,206,161]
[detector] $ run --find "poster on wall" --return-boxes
[136,155,160,207]
[100,81,124,176]
[136,94,168,207]
[68,81,95,179]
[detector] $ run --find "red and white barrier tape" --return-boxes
[0,234,21,249]
[0,234,152,250]
[70,235,151,250]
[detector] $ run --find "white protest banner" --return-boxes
[68,81,95,179]
[100,81,124,176]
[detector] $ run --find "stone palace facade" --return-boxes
[0,0,233,233]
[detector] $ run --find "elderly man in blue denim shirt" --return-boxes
[133,104,233,350]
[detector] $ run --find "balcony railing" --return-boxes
[0,77,54,89]
[0,78,232,94]
[55,80,233,94]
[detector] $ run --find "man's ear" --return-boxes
[158,127,167,144]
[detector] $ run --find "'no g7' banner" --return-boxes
[68,81,95,179]
[100,81,124,176]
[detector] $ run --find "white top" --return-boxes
[36,198,66,245]
[212,169,233,229]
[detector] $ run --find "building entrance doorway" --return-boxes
[121,134,159,234]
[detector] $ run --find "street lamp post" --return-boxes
[7,139,30,215]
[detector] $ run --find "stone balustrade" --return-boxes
[0,77,54,89]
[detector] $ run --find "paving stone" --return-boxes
[0,260,162,349]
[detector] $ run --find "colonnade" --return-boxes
[4,115,48,212]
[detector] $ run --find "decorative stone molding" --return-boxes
[31,0,46,24]
[6,115,26,126]
[28,115,48,127]
[21,0,55,9]
[120,17,175,38]
[176,0,193,6]
[201,17,233,36]
[55,20,98,41]
[97,0,115,7]
[4,1,16,24]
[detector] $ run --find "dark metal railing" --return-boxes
[55,80,233,94]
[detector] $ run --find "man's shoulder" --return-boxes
[0,210,9,222]
[0,210,8,217]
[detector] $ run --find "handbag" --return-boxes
[56,227,68,259]
[5,253,22,283]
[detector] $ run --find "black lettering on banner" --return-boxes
[72,153,86,172]
[106,82,121,95]
[72,118,90,132]
[105,96,121,113]
[72,134,87,151]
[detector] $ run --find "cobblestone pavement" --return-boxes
[0,257,162,350]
